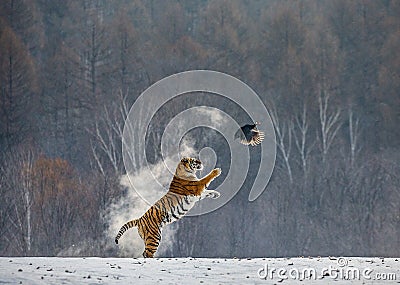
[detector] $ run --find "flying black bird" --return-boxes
[234,122,265,146]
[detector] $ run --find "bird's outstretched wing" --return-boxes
[235,123,265,146]
[247,129,265,146]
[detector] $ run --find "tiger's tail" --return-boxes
[115,219,139,244]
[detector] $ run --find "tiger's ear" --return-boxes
[181,157,188,163]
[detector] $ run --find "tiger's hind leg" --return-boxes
[140,223,162,258]
[143,235,161,258]
[136,221,160,258]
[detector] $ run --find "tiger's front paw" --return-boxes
[212,168,222,177]
[206,190,220,199]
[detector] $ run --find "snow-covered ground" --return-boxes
[1,257,399,284]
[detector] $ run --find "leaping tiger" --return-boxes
[115,157,222,258]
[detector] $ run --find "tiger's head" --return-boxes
[175,157,203,180]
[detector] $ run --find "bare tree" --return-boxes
[0,146,36,255]
[89,90,130,176]
[86,90,131,218]
[293,103,313,179]
[348,106,361,167]
[318,91,341,164]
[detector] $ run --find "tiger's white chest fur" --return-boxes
[161,193,200,226]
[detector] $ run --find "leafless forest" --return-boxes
[0,0,399,257]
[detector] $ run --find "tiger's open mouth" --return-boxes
[181,157,203,173]
[192,159,203,171]
[188,162,203,171]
